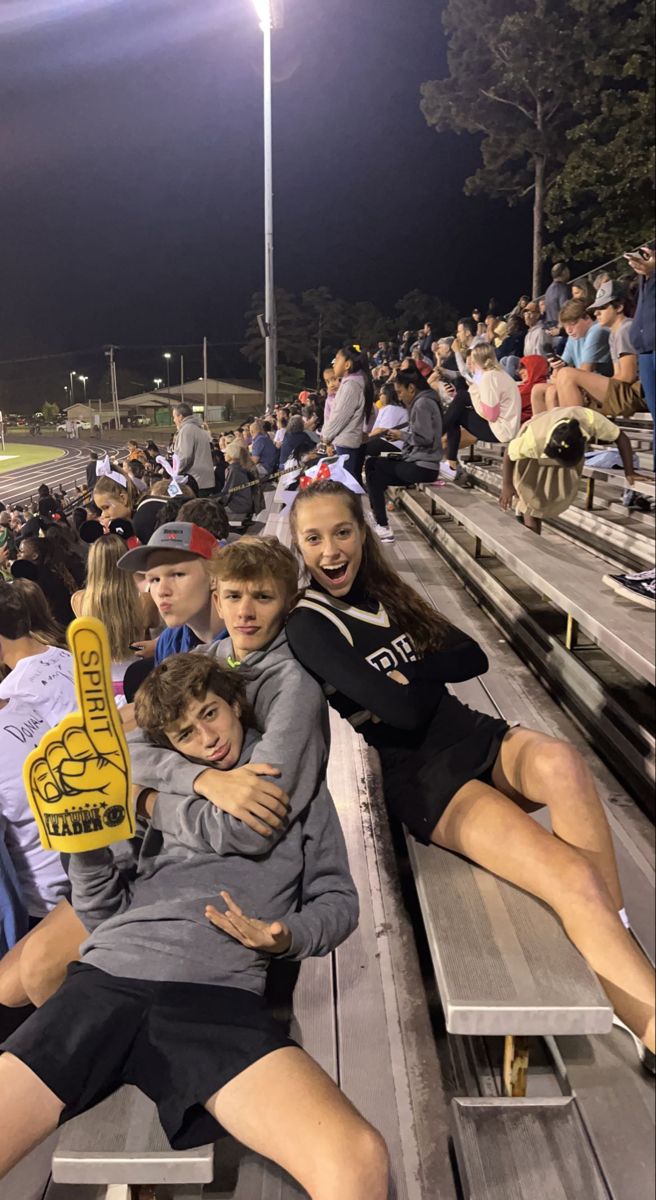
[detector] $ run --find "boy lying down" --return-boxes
[0,651,389,1199]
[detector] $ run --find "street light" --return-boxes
[252,0,282,412]
[69,370,76,406]
[163,352,172,399]
[153,378,163,389]
[78,375,88,403]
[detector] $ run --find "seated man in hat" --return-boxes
[549,283,644,417]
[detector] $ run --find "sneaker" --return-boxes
[373,523,395,543]
[613,1015,656,1076]
[602,569,656,610]
[439,461,461,482]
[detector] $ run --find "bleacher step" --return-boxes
[407,838,612,1036]
[451,1097,610,1199]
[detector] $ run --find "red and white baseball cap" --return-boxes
[117,522,218,573]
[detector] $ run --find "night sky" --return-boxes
[1,0,532,385]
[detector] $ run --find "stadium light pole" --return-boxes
[78,375,88,403]
[252,0,281,412]
[163,352,172,399]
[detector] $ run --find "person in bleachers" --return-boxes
[321,345,375,483]
[0,642,390,1196]
[361,383,409,460]
[499,406,636,533]
[119,522,225,668]
[517,355,550,425]
[219,441,262,523]
[289,478,656,1073]
[571,277,596,307]
[279,414,318,469]
[624,244,655,467]
[531,298,611,414]
[523,300,553,357]
[364,364,442,543]
[440,344,522,480]
[249,419,279,478]
[548,282,645,418]
[543,261,571,331]
[0,584,86,1009]
[70,535,156,702]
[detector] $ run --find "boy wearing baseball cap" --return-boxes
[118,522,226,663]
[127,536,324,853]
[549,282,644,417]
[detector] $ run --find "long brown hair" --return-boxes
[11,578,66,647]
[290,480,450,654]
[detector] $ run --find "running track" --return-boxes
[0,437,132,508]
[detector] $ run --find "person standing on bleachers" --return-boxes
[288,479,656,1075]
[624,244,655,467]
[172,402,216,497]
[321,344,375,484]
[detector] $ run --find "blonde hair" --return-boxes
[80,535,144,661]
[93,472,138,513]
[470,344,503,372]
[147,479,195,499]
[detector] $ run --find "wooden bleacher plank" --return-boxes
[420,487,655,684]
[451,1097,611,1200]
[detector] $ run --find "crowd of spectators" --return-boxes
[0,242,654,1188]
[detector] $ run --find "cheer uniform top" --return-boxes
[286,578,509,842]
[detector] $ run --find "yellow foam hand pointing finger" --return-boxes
[24,618,134,852]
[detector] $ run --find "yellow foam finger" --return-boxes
[23,619,134,853]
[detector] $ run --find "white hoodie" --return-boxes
[0,647,76,916]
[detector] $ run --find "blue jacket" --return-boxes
[631,273,655,355]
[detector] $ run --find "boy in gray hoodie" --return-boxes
[0,643,388,1197]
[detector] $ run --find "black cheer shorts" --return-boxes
[379,692,510,844]
[1,962,297,1149]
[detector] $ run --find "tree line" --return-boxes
[241,286,458,394]
[421,0,654,294]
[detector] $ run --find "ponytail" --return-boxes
[340,343,375,423]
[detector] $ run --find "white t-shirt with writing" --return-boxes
[0,647,76,917]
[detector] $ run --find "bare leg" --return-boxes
[207,1046,389,1200]
[556,366,609,410]
[544,383,560,410]
[0,900,85,1009]
[531,382,549,415]
[431,763,655,1052]
[491,728,623,905]
[0,1054,64,1178]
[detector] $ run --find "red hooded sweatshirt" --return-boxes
[518,355,549,424]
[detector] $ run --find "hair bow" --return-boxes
[299,461,331,490]
[156,454,188,496]
[298,455,365,495]
[96,455,128,488]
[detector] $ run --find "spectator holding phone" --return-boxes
[530,298,611,414]
[548,281,644,418]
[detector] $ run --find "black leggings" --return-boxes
[365,456,438,525]
[442,392,499,460]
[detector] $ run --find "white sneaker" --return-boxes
[373,523,395,543]
[440,461,461,481]
[613,1014,656,1075]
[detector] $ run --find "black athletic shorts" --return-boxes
[1,962,297,1149]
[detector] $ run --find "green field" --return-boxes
[0,443,66,475]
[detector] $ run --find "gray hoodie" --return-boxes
[72,630,357,990]
[401,389,443,470]
[71,725,357,992]
[322,372,366,448]
[173,413,215,490]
